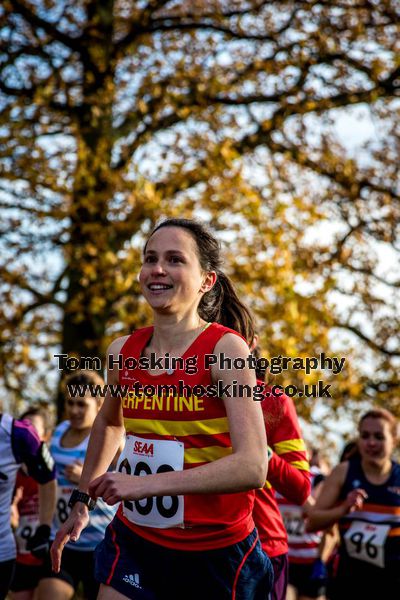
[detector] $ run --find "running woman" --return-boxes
[0,413,56,600]
[10,406,54,600]
[38,370,117,600]
[51,218,273,600]
[307,408,400,600]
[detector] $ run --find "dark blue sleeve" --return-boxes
[12,418,56,484]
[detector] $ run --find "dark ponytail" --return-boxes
[145,218,255,344]
[199,271,255,344]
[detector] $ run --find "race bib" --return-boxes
[117,435,184,529]
[344,520,390,568]
[54,485,74,530]
[15,514,40,554]
[280,505,305,542]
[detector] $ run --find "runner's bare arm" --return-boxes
[306,462,367,532]
[10,486,23,529]
[38,479,57,526]
[76,336,128,494]
[51,337,127,572]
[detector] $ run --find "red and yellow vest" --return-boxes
[116,323,255,550]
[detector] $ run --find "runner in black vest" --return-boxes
[306,408,400,600]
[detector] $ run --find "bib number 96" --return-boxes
[344,521,389,568]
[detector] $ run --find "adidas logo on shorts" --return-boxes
[122,573,142,589]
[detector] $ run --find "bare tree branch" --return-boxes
[334,321,400,356]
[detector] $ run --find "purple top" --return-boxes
[12,418,55,484]
[0,414,54,561]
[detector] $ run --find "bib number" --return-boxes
[117,435,184,529]
[54,486,73,528]
[344,520,390,568]
[15,515,39,554]
[280,506,305,542]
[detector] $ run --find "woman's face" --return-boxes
[65,394,99,430]
[358,417,394,466]
[140,226,212,316]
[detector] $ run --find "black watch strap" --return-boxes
[68,489,97,511]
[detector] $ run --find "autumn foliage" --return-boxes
[0,1,399,424]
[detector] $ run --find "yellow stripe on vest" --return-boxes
[274,439,306,455]
[184,446,232,464]
[123,417,229,438]
[290,460,310,471]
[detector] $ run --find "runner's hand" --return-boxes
[50,504,90,572]
[64,460,83,484]
[344,488,368,513]
[89,472,138,505]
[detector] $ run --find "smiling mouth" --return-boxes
[148,284,173,291]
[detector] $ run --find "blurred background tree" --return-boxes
[0,0,399,423]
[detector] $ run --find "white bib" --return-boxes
[117,435,184,529]
[279,505,305,542]
[54,484,74,530]
[344,520,390,568]
[15,514,40,554]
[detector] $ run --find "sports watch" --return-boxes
[68,489,97,511]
